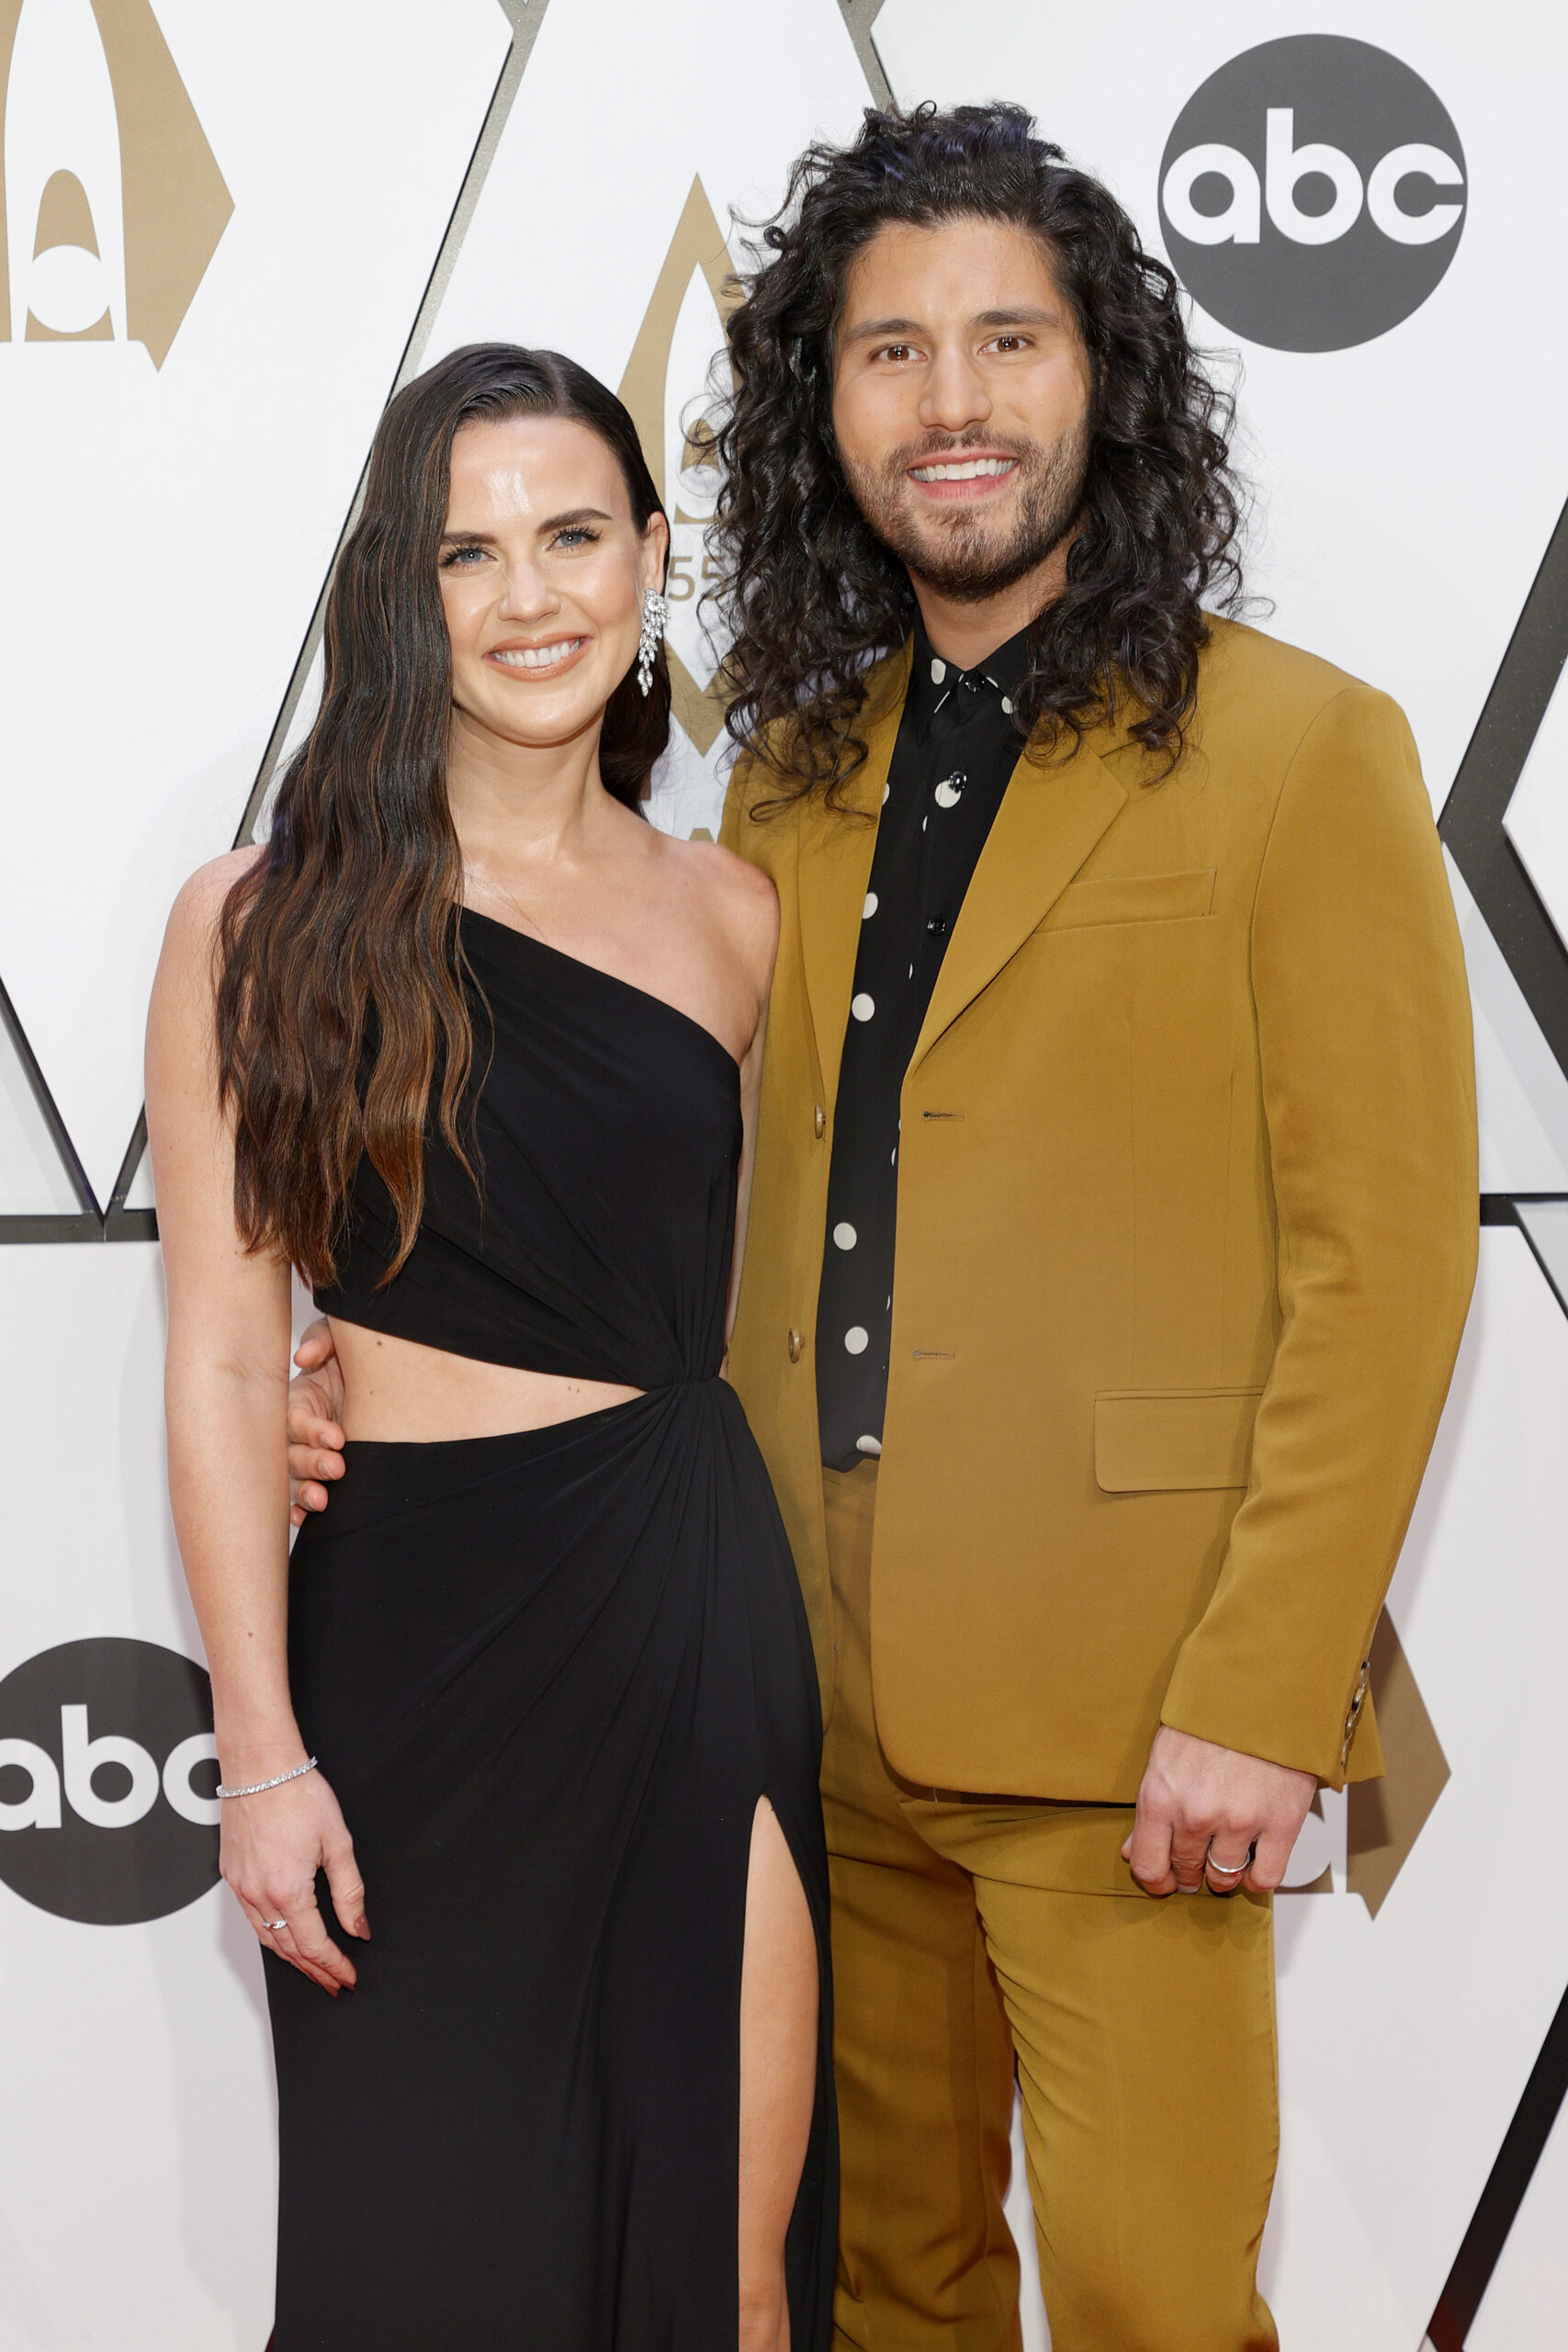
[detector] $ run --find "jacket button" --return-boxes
[813,1104,826,1139]
[788,1329,804,1363]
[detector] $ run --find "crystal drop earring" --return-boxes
[637,589,670,697]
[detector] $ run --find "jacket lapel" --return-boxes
[795,642,911,1107]
[908,727,1128,1079]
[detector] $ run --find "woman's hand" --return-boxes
[288,1319,347,1529]
[220,1764,369,1994]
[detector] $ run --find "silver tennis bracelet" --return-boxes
[214,1756,319,1800]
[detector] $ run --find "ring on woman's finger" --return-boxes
[265,1917,288,1932]
[1206,1846,1254,1879]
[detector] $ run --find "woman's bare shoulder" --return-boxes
[157,846,263,993]
[166,844,262,933]
[660,829,777,920]
[662,831,778,972]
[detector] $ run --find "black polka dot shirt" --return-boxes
[817,617,1032,1471]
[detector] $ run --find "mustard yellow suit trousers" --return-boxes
[823,1464,1280,2352]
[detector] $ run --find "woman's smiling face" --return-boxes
[438,413,668,758]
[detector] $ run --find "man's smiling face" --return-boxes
[830,215,1093,604]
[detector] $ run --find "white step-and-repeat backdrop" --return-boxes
[2,5,1565,2346]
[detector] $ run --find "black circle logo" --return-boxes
[1158,35,1466,352]
[0,1639,220,1924]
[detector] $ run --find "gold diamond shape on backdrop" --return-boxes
[1287,1611,1450,1910]
[1347,1609,1451,1917]
[0,0,232,366]
[618,175,739,759]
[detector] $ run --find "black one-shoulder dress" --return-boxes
[265,910,834,2350]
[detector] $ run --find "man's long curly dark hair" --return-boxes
[709,102,1246,803]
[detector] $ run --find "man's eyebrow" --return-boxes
[840,315,926,345]
[840,304,1065,346]
[971,305,1061,330]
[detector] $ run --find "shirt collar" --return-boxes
[907,614,1032,726]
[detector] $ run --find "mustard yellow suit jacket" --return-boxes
[720,617,1478,1800]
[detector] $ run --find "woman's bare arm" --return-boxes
[148,855,367,1991]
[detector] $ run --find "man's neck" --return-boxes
[909,533,1072,673]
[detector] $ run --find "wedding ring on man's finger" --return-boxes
[1205,1852,1250,1879]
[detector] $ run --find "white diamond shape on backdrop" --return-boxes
[0,0,511,1203]
[0,1004,82,1215]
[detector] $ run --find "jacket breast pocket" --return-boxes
[1094,1387,1263,1492]
[1046,868,1216,933]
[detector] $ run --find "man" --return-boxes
[289,103,1477,2352]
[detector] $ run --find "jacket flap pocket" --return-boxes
[1095,1387,1263,1492]
[1047,867,1215,932]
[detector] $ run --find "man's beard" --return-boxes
[842,420,1090,605]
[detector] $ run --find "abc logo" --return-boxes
[0,1639,220,1924]
[1158,36,1466,352]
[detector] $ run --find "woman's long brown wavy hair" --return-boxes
[709,102,1247,806]
[216,343,671,1286]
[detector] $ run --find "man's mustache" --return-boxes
[882,432,1038,476]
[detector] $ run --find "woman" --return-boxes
[147,343,833,2352]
